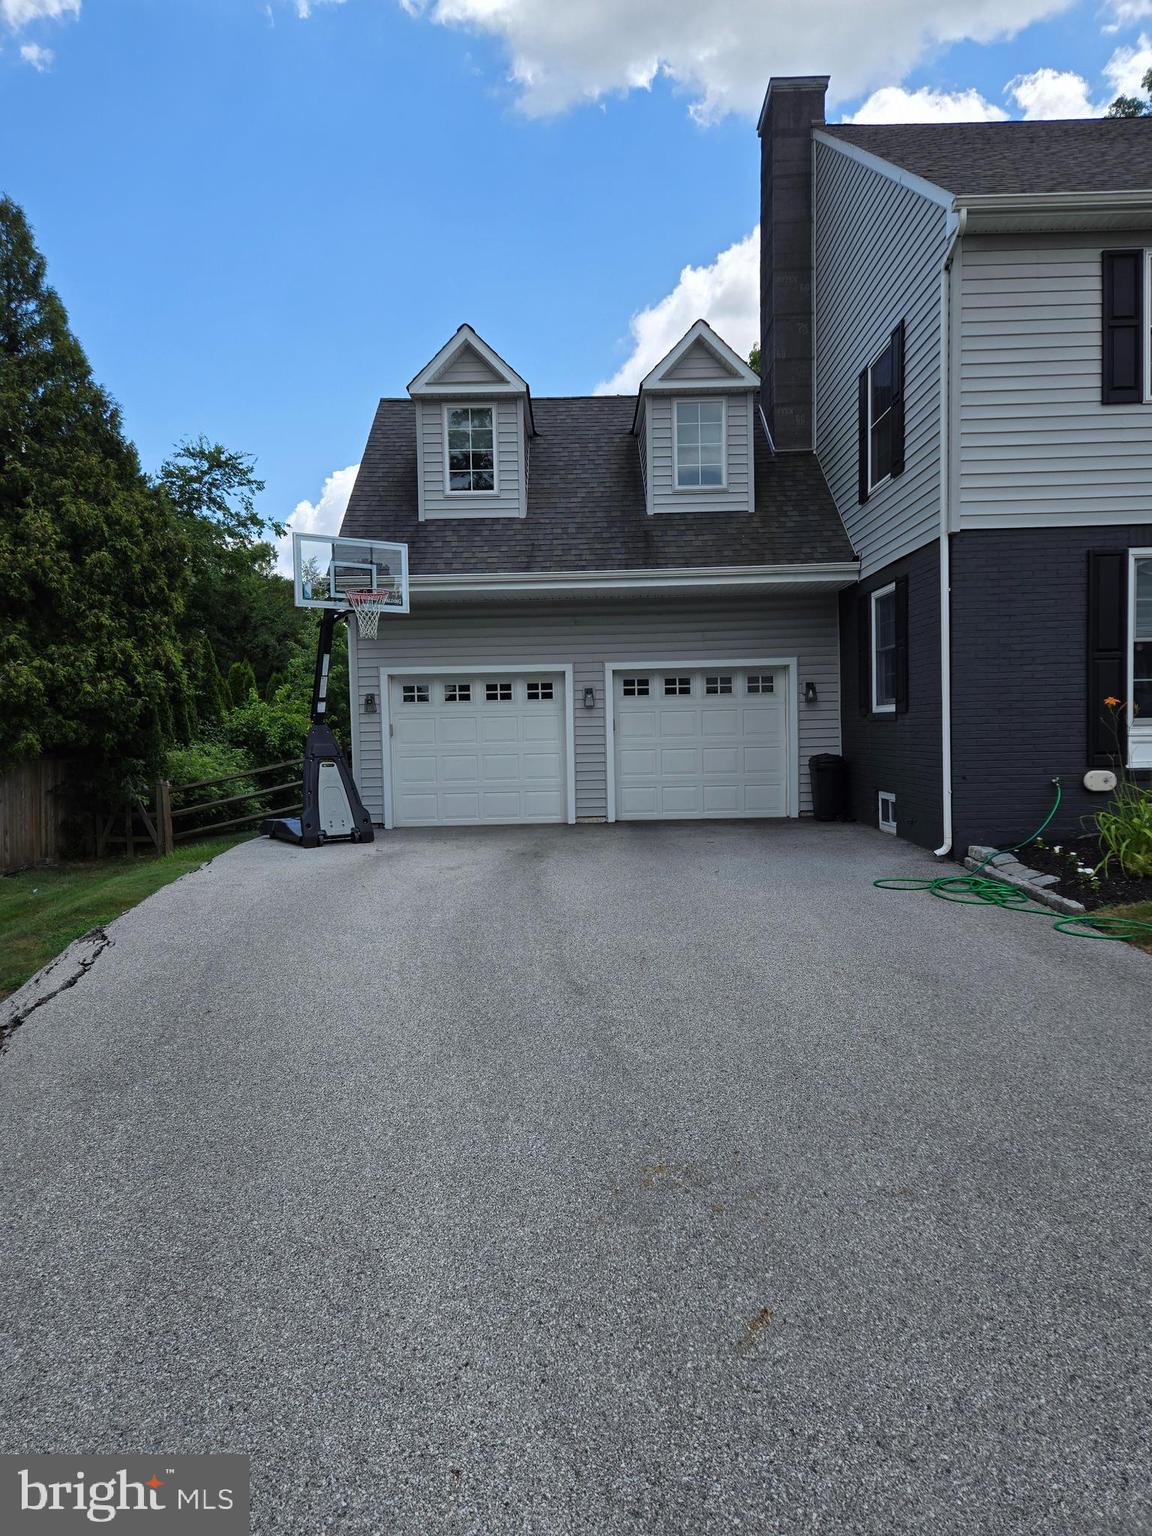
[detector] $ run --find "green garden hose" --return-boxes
[874,780,1152,943]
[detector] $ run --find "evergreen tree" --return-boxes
[264,669,286,702]
[192,638,227,726]
[0,197,189,786]
[227,659,258,707]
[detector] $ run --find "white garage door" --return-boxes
[613,666,789,819]
[389,673,567,826]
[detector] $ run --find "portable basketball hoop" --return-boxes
[344,587,393,639]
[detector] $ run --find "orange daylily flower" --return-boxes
[1104,696,1123,708]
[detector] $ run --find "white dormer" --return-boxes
[633,319,760,516]
[408,325,534,519]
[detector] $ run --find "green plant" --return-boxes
[1092,698,1152,877]
[218,689,311,764]
[166,740,266,834]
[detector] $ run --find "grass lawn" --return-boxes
[1094,902,1152,954]
[0,837,251,999]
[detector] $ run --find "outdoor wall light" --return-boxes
[804,681,818,706]
[364,692,378,713]
[583,686,596,710]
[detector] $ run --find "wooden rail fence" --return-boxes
[96,759,303,858]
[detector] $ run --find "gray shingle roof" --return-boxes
[339,396,855,572]
[823,118,1152,197]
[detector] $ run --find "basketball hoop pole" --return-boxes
[310,607,342,724]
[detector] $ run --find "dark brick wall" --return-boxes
[950,524,1152,852]
[839,540,943,849]
[759,79,826,451]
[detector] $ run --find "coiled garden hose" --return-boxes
[874,779,1152,943]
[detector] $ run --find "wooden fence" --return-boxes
[0,757,79,874]
[2,757,302,872]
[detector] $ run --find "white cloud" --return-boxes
[1103,1,1152,31]
[0,0,78,27]
[402,0,1074,120]
[596,229,758,395]
[847,85,1007,122]
[276,463,361,576]
[18,39,53,68]
[1103,31,1152,94]
[1006,66,1098,116]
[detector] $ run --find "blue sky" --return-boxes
[2,0,1150,549]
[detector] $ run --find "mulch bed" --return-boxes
[1019,836,1152,911]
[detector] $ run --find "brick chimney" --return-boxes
[758,76,828,451]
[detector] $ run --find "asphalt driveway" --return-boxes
[1,822,1149,1534]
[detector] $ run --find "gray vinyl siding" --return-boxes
[646,393,755,515]
[415,396,524,519]
[664,338,737,381]
[350,596,841,821]
[813,140,949,577]
[431,343,505,386]
[956,233,1152,528]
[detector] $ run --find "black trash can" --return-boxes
[808,753,849,822]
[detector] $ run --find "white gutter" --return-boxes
[934,208,965,858]
[410,562,860,596]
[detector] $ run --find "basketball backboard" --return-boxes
[292,533,410,613]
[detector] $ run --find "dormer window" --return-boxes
[674,399,726,489]
[446,405,496,493]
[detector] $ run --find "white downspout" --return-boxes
[934,207,965,858]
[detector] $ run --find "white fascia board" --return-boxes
[408,323,528,396]
[409,562,860,596]
[812,131,955,209]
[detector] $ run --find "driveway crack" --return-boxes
[1,926,114,1053]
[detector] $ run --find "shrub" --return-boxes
[1096,780,1152,878]
[218,690,310,765]
[227,659,258,708]
[166,740,266,836]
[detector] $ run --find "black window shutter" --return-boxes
[894,574,910,713]
[890,321,906,477]
[857,369,869,504]
[858,593,872,716]
[1102,250,1143,405]
[1087,551,1127,765]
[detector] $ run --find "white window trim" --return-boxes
[1145,250,1152,405]
[442,401,499,497]
[378,666,575,829]
[1129,548,1152,769]
[865,339,894,495]
[603,658,799,822]
[870,582,897,715]
[672,396,728,492]
[878,791,897,834]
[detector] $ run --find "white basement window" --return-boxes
[674,399,725,489]
[445,404,496,493]
[878,791,897,833]
[871,584,897,714]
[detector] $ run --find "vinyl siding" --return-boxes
[814,140,949,576]
[416,395,524,519]
[431,342,506,386]
[664,338,739,381]
[646,393,755,515]
[350,596,841,821]
[956,234,1152,528]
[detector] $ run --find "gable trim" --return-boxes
[408,324,528,396]
[638,318,760,395]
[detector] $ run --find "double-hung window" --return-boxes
[446,405,496,493]
[674,400,725,488]
[871,584,897,714]
[858,323,905,502]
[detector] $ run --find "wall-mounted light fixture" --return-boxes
[804,681,818,706]
[583,686,596,710]
[364,692,378,713]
